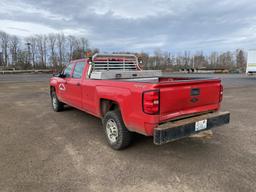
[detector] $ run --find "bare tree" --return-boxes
[48,34,57,67]
[9,35,20,66]
[43,35,48,67]
[0,31,9,67]
[209,52,218,67]
[80,37,89,52]
[236,49,246,71]
[56,33,65,66]
[16,49,28,69]
[194,51,207,68]
[67,35,76,61]
[35,35,45,67]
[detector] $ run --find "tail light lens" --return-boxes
[143,90,160,114]
[219,84,223,102]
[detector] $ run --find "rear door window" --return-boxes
[72,62,85,79]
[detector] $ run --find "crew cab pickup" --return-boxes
[50,53,230,150]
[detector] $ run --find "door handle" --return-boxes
[76,83,80,86]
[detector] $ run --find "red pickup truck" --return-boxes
[50,53,230,150]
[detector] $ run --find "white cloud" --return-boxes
[0,20,57,36]
[0,20,87,37]
[0,0,69,21]
[89,0,176,19]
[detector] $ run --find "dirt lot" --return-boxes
[0,74,255,192]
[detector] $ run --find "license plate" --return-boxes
[195,119,207,131]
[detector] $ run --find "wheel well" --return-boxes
[100,99,119,117]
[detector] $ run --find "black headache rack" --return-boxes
[154,111,230,145]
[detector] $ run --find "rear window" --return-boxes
[73,62,85,79]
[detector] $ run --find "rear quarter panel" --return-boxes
[94,81,158,135]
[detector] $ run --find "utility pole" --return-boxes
[26,42,31,67]
[0,52,3,67]
[193,55,195,69]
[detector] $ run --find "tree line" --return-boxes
[0,30,98,70]
[138,49,246,72]
[0,30,247,72]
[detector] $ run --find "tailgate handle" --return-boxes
[191,88,200,96]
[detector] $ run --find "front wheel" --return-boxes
[103,110,132,150]
[51,90,64,112]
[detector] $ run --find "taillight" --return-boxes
[219,84,223,102]
[143,90,160,114]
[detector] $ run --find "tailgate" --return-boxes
[157,79,222,122]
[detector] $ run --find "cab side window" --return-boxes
[72,62,85,79]
[63,63,74,78]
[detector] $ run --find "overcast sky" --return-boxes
[1,0,256,53]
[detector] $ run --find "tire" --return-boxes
[103,110,132,150]
[51,89,64,112]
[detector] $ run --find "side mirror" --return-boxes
[53,73,66,78]
[59,73,66,78]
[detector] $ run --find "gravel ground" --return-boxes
[0,73,255,192]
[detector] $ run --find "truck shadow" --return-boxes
[60,106,221,158]
[131,132,217,152]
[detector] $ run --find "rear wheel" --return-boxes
[51,89,64,112]
[103,110,132,150]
